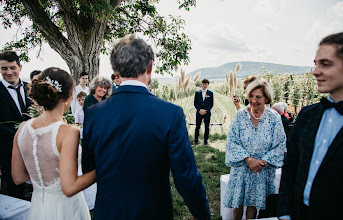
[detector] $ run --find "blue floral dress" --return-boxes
[224,107,286,210]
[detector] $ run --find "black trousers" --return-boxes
[194,114,210,143]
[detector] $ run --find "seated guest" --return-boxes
[224,78,286,220]
[83,76,111,112]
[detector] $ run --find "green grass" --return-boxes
[171,144,229,220]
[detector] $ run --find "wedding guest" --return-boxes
[30,70,41,81]
[11,67,95,219]
[82,34,210,220]
[271,102,289,135]
[233,75,258,110]
[278,32,343,219]
[111,73,121,94]
[71,72,89,116]
[75,91,87,141]
[0,51,32,199]
[193,79,214,145]
[224,78,286,219]
[83,76,111,112]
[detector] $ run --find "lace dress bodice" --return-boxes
[17,119,65,198]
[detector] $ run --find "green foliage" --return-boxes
[0,0,194,77]
[63,108,75,124]
[195,80,201,87]
[151,78,159,95]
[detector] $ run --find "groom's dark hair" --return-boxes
[110,34,154,78]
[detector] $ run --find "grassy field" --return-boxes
[171,142,229,220]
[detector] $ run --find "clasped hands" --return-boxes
[199,109,207,115]
[244,157,267,173]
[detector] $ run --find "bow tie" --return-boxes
[320,98,343,115]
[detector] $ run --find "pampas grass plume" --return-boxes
[193,72,201,83]
[235,63,242,73]
[180,69,185,85]
[229,71,233,95]
[225,72,229,86]
[183,75,191,90]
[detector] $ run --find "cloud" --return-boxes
[252,0,286,17]
[263,23,279,32]
[331,1,343,17]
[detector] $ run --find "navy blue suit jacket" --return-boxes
[82,85,210,220]
[194,90,213,116]
[278,102,343,219]
[0,81,32,167]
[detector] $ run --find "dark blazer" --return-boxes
[0,80,32,172]
[278,102,343,219]
[0,81,32,146]
[82,85,210,220]
[194,90,214,116]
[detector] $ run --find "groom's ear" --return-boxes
[147,60,153,75]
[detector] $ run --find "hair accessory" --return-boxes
[45,76,62,92]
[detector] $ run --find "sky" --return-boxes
[1,0,343,81]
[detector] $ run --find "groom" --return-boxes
[82,34,210,220]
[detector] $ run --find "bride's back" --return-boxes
[18,119,64,188]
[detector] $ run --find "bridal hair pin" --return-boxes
[45,76,62,92]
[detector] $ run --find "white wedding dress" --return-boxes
[17,119,90,220]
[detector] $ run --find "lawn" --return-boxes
[171,141,229,220]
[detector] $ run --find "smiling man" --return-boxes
[0,51,32,199]
[278,32,343,219]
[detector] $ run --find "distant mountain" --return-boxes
[187,61,313,80]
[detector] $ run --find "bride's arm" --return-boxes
[59,125,96,197]
[12,122,30,185]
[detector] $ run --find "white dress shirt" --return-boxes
[202,89,207,101]
[1,79,26,115]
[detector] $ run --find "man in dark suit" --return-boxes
[111,73,120,94]
[278,32,343,219]
[0,51,32,199]
[193,79,214,145]
[82,34,210,220]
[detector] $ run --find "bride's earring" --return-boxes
[65,102,68,105]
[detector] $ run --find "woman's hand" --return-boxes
[245,157,265,173]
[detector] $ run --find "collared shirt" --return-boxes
[1,79,26,115]
[120,80,148,88]
[71,84,89,116]
[303,96,343,206]
[280,96,343,220]
[202,89,207,101]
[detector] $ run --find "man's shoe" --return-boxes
[204,141,208,145]
[193,141,198,146]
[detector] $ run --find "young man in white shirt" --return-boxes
[71,71,89,116]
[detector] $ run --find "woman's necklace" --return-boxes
[250,107,264,120]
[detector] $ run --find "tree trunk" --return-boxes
[21,0,118,82]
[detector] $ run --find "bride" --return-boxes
[11,67,96,220]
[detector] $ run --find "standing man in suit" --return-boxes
[194,79,214,145]
[0,51,32,199]
[278,32,343,219]
[82,34,210,220]
[111,73,121,94]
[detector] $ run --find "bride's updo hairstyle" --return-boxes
[30,67,74,110]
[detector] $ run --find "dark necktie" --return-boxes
[320,97,343,115]
[8,85,27,115]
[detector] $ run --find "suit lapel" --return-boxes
[321,124,343,166]
[0,82,22,117]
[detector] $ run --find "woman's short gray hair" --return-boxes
[246,78,274,104]
[89,76,112,98]
[272,103,285,114]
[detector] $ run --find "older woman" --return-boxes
[83,76,112,112]
[224,78,286,220]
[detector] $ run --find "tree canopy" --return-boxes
[0,0,197,80]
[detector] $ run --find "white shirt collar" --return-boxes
[120,80,147,88]
[1,79,23,88]
[202,89,207,93]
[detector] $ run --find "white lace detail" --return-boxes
[51,122,63,159]
[17,119,32,146]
